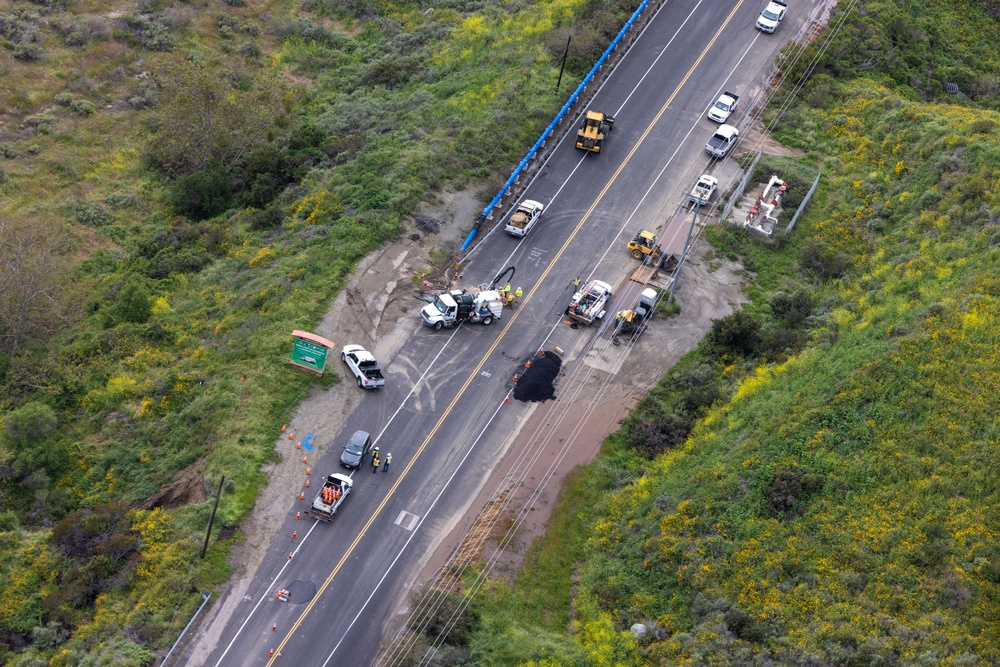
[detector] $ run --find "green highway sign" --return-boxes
[289,331,333,375]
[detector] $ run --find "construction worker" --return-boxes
[514,287,523,302]
[371,446,379,465]
[573,276,581,289]
[383,453,392,473]
[502,283,511,300]
[615,310,623,325]
[372,454,380,473]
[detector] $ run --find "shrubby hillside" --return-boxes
[0,0,645,663]
[459,1,1000,666]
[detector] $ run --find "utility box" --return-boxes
[290,330,334,376]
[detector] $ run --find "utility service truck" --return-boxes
[421,288,505,331]
[566,279,613,325]
[305,473,353,522]
[688,174,719,205]
[341,344,385,389]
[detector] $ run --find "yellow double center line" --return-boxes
[266,2,745,661]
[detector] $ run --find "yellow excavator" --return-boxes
[575,110,615,153]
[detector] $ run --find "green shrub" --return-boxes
[724,608,772,643]
[168,162,233,220]
[70,99,96,117]
[147,248,211,279]
[626,410,693,458]
[106,191,138,209]
[769,290,813,327]
[14,39,44,61]
[705,310,762,357]
[407,587,479,647]
[107,280,152,325]
[2,401,64,477]
[248,206,285,230]
[25,113,56,134]
[799,241,849,281]
[765,468,826,518]
[74,200,112,227]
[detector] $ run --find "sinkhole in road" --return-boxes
[513,351,562,403]
[284,580,316,604]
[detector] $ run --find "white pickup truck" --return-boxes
[708,91,739,123]
[341,344,385,389]
[505,200,544,237]
[705,125,739,159]
[305,473,353,522]
[756,0,787,32]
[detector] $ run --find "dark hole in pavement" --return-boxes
[285,580,317,604]
[513,351,562,402]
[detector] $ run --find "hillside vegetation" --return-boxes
[456,0,1000,666]
[0,0,647,663]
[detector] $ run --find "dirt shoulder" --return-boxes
[182,190,482,665]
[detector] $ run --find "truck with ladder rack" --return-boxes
[566,279,613,325]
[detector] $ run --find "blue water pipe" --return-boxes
[460,0,653,253]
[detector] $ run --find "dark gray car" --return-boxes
[339,430,373,469]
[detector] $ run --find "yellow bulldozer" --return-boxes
[575,110,615,153]
[627,230,662,261]
[627,230,680,271]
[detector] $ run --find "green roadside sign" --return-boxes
[289,330,333,375]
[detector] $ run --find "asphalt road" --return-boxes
[198,0,823,664]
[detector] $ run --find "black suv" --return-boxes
[339,430,373,469]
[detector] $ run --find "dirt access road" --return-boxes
[183,186,746,664]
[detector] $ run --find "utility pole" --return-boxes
[669,194,702,300]
[556,35,571,92]
[201,475,225,559]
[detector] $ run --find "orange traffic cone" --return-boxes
[269,648,274,657]
[295,441,302,449]
[513,374,518,383]
[299,491,305,500]
[539,348,544,356]
[504,396,509,403]
[272,623,277,631]
[288,432,294,440]
[525,361,531,369]
[291,531,297,539]
[302,456,308,464]
[295,511,301,520]
[281,424,286,433]
[305,467,311,475]
[304,479,310,488]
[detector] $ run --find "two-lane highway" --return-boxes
[191,0,823,664]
